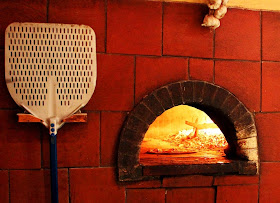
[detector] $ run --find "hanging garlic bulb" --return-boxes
[201,15,220,30]
[207,0,222,10]
[214,5,227,19]
[202,0,229,30]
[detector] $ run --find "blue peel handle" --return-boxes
[50,122,58,203]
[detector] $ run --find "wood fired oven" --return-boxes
[118,80,258,181]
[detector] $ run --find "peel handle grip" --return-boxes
[50,135,59,203]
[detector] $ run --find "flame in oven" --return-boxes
[141,105,228,155]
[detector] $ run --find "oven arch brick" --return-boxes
[118,80,259,181]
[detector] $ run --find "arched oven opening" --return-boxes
[140,105,236,166]
[118,81,258,181]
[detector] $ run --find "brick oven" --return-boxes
[1,0,280,202]
[118,81,258,181]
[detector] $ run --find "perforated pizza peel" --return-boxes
[5,22,97,203]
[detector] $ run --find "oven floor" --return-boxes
[138,150,250,176]
[140,150,231,166]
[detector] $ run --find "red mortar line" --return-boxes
[97,52,163,57]
[47,166,116,169]
[2,166,116,171]
[133,56,136,107]
[104,0,108,54]
[187,58,190,80]
[126,186,212,189]
[125,188,166,190]
[0,109,129,113]
[40,125,44,169]
[99,112,102,167]
[97,52,262,63]
[261,60,280,63]
[122,182,163,189]
[125,183,260,190]
[62,110,128,114]
[2,168,46,171]
[213,24,216,59]
[46,0,49,23]
[68,168,71,203]
[161,1,164,56]
[260,11,263,110]
[106,52,280,64]
[82,110,102,113]
[212,18,216,84]
[258,11,263,202]
[98,50,237,60]
[214,186,217,203]
[213,59,216,84]
[255,111,280,114]
[8,170,10,203]
[0,108,31,111]
[97,51,280,64]
[98,110,129,113]
[165,188,167,203]
[125,189,127,203]
[212,58,261,63]
[4,108,280,114]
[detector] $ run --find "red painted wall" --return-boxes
[0,0,279,202]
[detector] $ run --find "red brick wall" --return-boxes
[0,0,279,202]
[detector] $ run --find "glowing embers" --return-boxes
[140,105,229,162]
